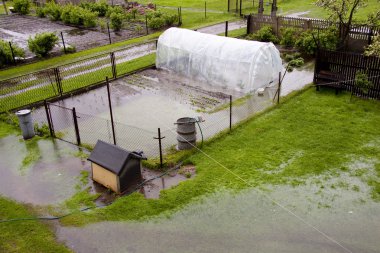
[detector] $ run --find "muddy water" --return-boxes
[57,173,380,253]
[33,67,313,156]
[0,135,90,205]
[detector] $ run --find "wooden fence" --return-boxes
[314,50,380,99]
[247,14,379,52]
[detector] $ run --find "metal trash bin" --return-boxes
[16,109,35,140]
[176,117,197,150]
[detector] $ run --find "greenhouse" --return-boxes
[156,28,283,93]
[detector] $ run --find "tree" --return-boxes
[316,0,379,49]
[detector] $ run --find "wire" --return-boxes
[149,112,355,253]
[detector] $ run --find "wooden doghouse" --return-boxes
[88,140,146,194]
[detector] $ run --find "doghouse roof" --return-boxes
[88,140,146,175]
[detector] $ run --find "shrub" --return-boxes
[0,40,25,67]
[295,28,338,55]
[106,6,124,18]
[36,7,46,18]
[134,24,143,34]
[364,35,380,57]
[82,9,98,28]
[44,2,62,21]
[355,71,373,94]
[280,27,300,47]
[80,1,109,17]
[13,0,31,15]
[63,45,76,54]
[148,17,165,30]
[28,32,59,57]
[98,19,107,31]
[246,25,279,43]
[110,12,124,31]
[163,13,178,26]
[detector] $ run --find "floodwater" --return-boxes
[57,168,380,253]
[0,135,90,205]
[33,66,313,156]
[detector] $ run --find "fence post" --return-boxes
[239,0,242,16]
[8,42,15,64]
[153,128,165,169]
[229,95,232,131]
[54,68,63,96]
[72,107,81,146]
[110,52,117,79]
[228,0,230,12]
[145,16,149,35]
[180,6,182,25]
[247,14,251,34]
[368,29,373,45]
[44,100,55,137]
[277,72,281,104]
[107,22,112,44]
[106,77,117,145]
[225,21,229,37]
[60,32,66,54]
[235,0,238,13]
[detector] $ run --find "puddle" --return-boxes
[56,174,380,253]
[67,29,88,36]
[32,66,313,157]
[0,135,90,205]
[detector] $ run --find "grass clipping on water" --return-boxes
[60,88,380,226]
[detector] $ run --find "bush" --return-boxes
[44,2,62,21]
[80,1,109,17]
[162,13,178,26]
[28,32,59,57]
[0,40,25,67]
[280,27,300,47]
[246,25,279,43]
[110,12,124,31]
[148,17,165,30]
[13,0,31,15]
[63,45,76,54]
[36,7,46,18]
[82,9,98,28]
[106,6,124,18]
[295,28,338,55]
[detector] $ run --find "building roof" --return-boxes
[88,140,146,175]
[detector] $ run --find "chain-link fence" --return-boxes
[32,85,278,166]
[0,41,156,113]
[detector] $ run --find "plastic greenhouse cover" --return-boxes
[156,28,284,93]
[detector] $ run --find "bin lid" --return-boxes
[16,109,31,116]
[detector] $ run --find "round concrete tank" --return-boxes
[176,117,196,150]
[16,109,35,140]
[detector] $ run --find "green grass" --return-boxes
[60,88,380,226]
[0,197,71,253]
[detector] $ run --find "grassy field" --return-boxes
[58,87,380,226]
[0,197,71,253]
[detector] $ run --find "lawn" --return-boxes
[60,87,380,226]
[0,197,71,253]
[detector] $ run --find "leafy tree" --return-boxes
[28,32,59,57]
[316,0,380,49]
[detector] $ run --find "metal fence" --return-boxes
[314,50,380,99]
[32,85,278,164]
[247,14,380,52]
[0,41,156,113]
